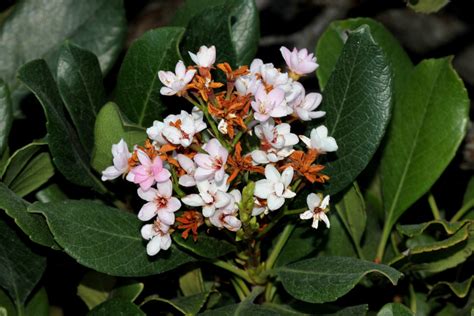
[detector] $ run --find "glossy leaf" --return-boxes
[25,288,49,316]
[29,200,195,277]
[407,0,450,13]
[115,28,185,127]
[57,42,106,152]
[0,0,125,98]
[381,58,469,248]
[397,220,466,237]
[0,183,58,249]
[91,102,146,173]
[172,0,259,66]
[262,303,369,316]
[173,232,236,259]
[0,218,46,306]
[110,283,144,303]
[77,271,116,310]
[429,276,474,299]
[142,292,210,315]
[1,142,54,197]
[17,60,105,192]
[275,256,401,303]
[314,25,392,195]
[335,183,367,247]
[88,298,144,316]
[377,303,413,316]
[0,80,12,155]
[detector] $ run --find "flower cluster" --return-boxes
[102,45,337,256]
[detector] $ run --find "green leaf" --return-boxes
[0,218,46,306]
[380,58,469,251]
[397,220,467,237]
[91,102,146,173]
[115,27,185,127]
[275,256,402,303]
[429,276,474,299]
[1,142,54,197]
[407,0,450,13]
[57,42,106,152]
[35,184,68,203]
[142,292,210,315]
[463,176,474,205]
[0,183,58,249]
[316,18,412,91]
[109,283,144,303]
[377,303,413,316]
[274,225,323,267]
[173,232,236,259]
[0,0,125,99]
[17,60,105,192]
[321,213,358,258]
[315,25,392,195]
[29,200,195,276]
[77,271,116,310]
[262,303,369,315]
[172,0,259,66]
[179,268,206,296]
[335,183,367,248]
[0,288,16,316]
[88,298,144,316]
[390,224,474,273]
[25,288,49,316]
[0,80,12,155]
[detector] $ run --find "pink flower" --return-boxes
[141,219,172,256]
[292,92,325,121]
[158,61,196,96]
[251,86,292,122]
[137,180,181,225]
[280,47,318,76]
[194,139,228,183]
[209,190,242,232]
[177,154,197,187]
[128,150,171,190]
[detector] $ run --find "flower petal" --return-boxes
[267,195,284,211]
[138,202,157,221]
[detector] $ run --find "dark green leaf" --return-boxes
[407,0,450,13]
[91,102,146,173]
[17,60,105,192]
[1,142,54,197]
[262,303,369,316]
[57,42,106,152]
[335,183,367,247]
[274,225,323,267]
[397,220,467,238]
[0,288,16,316]
[315,25,392,195]
[25,288,49,316]
[110,283,144,303]
[29,200,195,276]
[173,232,236,259]
[77,271,116,310]
[115,28,185,127]
[0,183,58,249]
[179,268,206,296]
[377,303,413,316]
[172,0,259,66]
[429,276,474,299]
[381,58,469,250]
[0,0,125,99]
[0,80,12,155]
[35,184,68,203]
[143,292,210,315]
[463,176,474,205]
[0,218,46,305]
[276,256,402,303]
[321,213,358,258]
[88,298,144,316]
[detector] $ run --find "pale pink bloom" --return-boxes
[137,180,181,225]
[209,190,242,232]
[254,165,296,211]
[128,150,171,190]
[101,139,131,181]
[300,126,338,154]
[235,74,262,96]
[181,176,232,217]
[158,60,196,96]
[251,87,292,122]
[280,46,318,76]
[189,45,216,68]
[250,58,263,74]
[194,138,228,182]
[282,81,305,106]
[141,219,172,256]
[300,194,330,229]
[292,91,325,121]
[259,63,290,87]
[177,154,197,187]
[251,119,298,164]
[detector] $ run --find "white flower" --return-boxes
[300,194,330,229]
[251,86,292,122]
[218,119,228,134]
[259,63,290,87]
[177,154,197,187]
[158,60,196,96]
[194,138,228,182]
[147,110,206,147]
[235,74,262,96]
[281,81,305,106]
[141,220,172,256]
[254,165,296,211]
[300,126,338,154]
[101,139,131,181]
[292,92,325,121]
[251,198,268,216]
[209,189,242,232]
[189,45,216,68]
[181,176,232,217]
[251,119,298,164]
[137,180,181,225]
[280,46,318,76]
